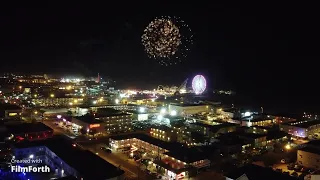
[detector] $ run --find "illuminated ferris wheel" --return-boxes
[192,75,206,94]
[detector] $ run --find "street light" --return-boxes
[285,144,291,150]
[50,94,55,98]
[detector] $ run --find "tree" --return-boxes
[66,110,72,117]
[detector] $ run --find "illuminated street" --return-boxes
[81,143,154,180]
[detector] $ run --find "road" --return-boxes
[42,120,77,139]
[42,120,154,180]
[81,143,154,180]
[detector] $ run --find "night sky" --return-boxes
[1,2,320,114]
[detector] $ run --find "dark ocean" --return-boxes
[205,93,314,119]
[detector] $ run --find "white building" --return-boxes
[168,104,209,116]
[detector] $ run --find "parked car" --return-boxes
[100,147,112,153]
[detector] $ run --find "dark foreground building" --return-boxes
[13,137,125,180]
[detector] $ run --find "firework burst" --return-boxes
[141,16,193,66]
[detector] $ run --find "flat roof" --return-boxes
[163,148,207,163]
[126,110,147,114]
[299,147,320,155]
[307,140,320,147]
[109,133,184,151]
[285,120,320,128]
[229,131,266,139]
[225,164,296,180]
[191,122,237,133]
[74,116,103,124]
[169,103,207,107]
[266,131,288,140]
[151,125,172,131]
[0,103,22,110]
[110,133,207,163]
[96,112,131,118]
[14,136,124,180]
[6,122,52,134]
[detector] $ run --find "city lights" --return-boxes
[115,99,119,104]
[244,112,252,117]
[170,110,177,116]
[50,94,55,98]
[285,144,291,150]
[160,108,166,114]
[139,107,145,113]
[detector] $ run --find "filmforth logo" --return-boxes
[11,165,51,173]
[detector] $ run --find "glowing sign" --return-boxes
[89,124,100,128]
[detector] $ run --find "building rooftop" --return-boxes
[5,122,52,134]
[285,120,320,128]
[225,164,297,180]
[231,131,267,139]
[74,115,103,124]
[215,135,247,146]
[109,133,185,152]
[191,122,237,133]
[96,108,121,114]
[306,140,320,147]
[169,103,207,107]
[96,112,131,118]
[14,136,124,180]
[151,125,172,131]
[266,131,288,140]
[0,103,22,111]
[126,110,147,114]
[299,146,320,155]
[163,148,208,163]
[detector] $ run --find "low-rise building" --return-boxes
[13,137,125,180]
[72,115,106,135]
[241,117,274,127]
[0,103,22,119]
[127,110,148,121]
[150,126,177,142]
[109,134,210,179]
[272,114,296,124]
[280,120,320,139]
[168,104,209,116]
[225,164,297,180]
[32,97,84,107]
[189,122,237,138]
[95,109,132,133]
[297,140,320,169]
[231,131,267,148]
[5,122,53,141]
